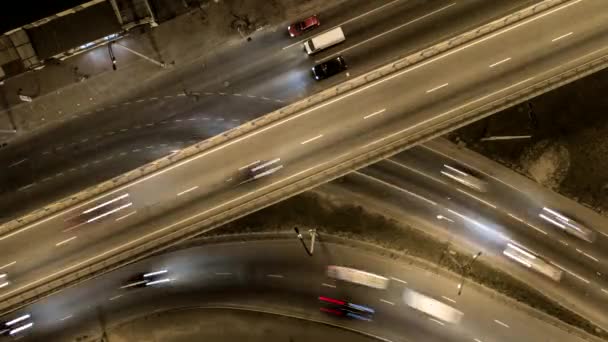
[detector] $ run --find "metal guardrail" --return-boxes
[4,0,602,316]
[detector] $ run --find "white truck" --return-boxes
[402,288,464,324]
[304,27,345,55]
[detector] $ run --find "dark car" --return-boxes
[312,56,347,80]
[288,15,320,37]
[237,158,283,185]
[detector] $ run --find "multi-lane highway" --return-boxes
[0,0,540,220]
[323,138,608,329]
[2,0,608,317]
[2,240,589,341]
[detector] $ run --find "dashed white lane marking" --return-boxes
[494,319,510,328]
[146,123,154,126]
[233,93,242,96]
[441,296,456,303]
[0,261,16,270]
[60,315,73,321]
[164,95,173,98]
[55,236,77,247]
[81,138,89,143]
[146,145,154,149]
[115,211,137,221]
[123,102,131,105]
[489,57,511,68]
[69,168,77,172]
[136,99,145,103]
[262,96,271,100]
[507,213,548,235]
[363,108,386,119]
[217,118,225,121]
[552,31,573,42]
[109,294,123,301]
[175,119,182,122]
[247,94,256,98]
[275,99,284,103]
[322,283,336,288]
[576,249,599,262]
[601,288,608,295]
[132,149,141,152]
[188,118,196,121]
[18,184,35,192]
[474,339,484,342]
[219,92,227,96]
[93,160,101,164]
[456,188,497,209]
[380,299,395,305]
[177,186,199,197]
[429,318,445,326]
[390,276,407,284]
[8,159,27,168]
[215,272,232,276]
[120,128,128,132]
[42,151,50,155]
[150,97,158,100]
[267,274,284,278]
[426,83,449,93]
[300,134,323,145]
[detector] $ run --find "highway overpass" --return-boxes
[1,0,608,316]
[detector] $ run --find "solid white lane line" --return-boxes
[550,262,590,284]
[386,159,447,185]
[507,213,548,235]
[426,83,449,93]
[109,294,123,301]
[489,57,511,68]
[300,134,323,145]
[177,186,199,197]
[429,318,445,326]
[380,299,395,305]
[494,319,510,328]
[282,0,404,50]
[60,315,73,321]
[552,31,573,42]
[267,274,284,278]
[441,296,456,303]
[363,109,386,119]
[390,276,407,284]
[115,211,137,222]
[8,159,27,168]
[356,171,437,205]
[456,188,497,209]
[320,3,457,62]
[0,261,16,270]
[55,236,77,247]
[576,249,599,262]
[322,283,336,288]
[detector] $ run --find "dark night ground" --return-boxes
[448,67,608,213]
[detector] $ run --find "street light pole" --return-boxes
[457,251,482,296]
[294,227,317,256]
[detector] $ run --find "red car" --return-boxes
[288,15,320,37]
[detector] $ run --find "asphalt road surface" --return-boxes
[0,0,539,220]
[325,139,608,329]
[2,0,608,318]
[0,240,588,342]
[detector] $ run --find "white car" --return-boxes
[440,164,487,192]
[539,207,596,243]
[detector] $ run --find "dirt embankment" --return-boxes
[448,67,608,214]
